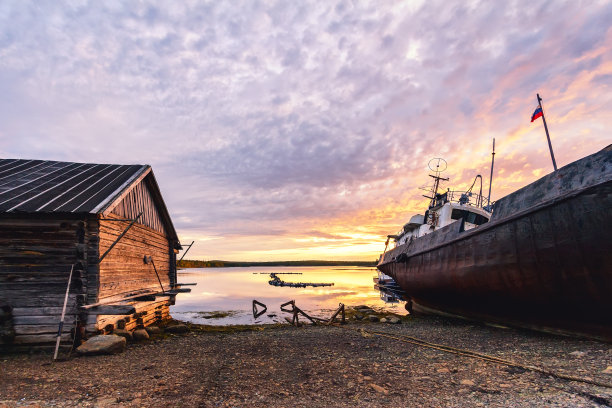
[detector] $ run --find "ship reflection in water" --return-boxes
[171,266,407,325]
[374,271,406,304]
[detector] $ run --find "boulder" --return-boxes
[132,329,150,341]
[387,317,401,324]
[379,318,388,323]
[113,329,133,342]
[145,326,163,335]
[76,335,126,356]
[353,305,376,314]
[165,324,189,334]
[367,315,379,322]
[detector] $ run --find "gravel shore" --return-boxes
[1,314,611,407]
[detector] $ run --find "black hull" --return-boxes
[378,145,612,340]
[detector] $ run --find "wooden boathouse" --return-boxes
[0,159,188,350]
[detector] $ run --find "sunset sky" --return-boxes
[1,1,611,261]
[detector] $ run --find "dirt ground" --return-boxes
[1,314,611,407]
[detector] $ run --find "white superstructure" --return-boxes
[389,164,492,248]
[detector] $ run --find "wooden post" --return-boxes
[54,264,74,361]
[326,303,345,325]
[149,258,165,294]
[537,94,558,171]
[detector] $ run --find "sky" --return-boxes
[1,1,611,261]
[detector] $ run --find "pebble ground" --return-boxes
[1,314,611,407]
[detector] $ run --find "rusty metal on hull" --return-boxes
[378,145,612,340]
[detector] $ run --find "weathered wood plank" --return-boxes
[3,295,80,308]
[13,324,74,335]
[13,315,78,325]
[12,306,79,316]
[11,333,71,344]
[85,305,136,315]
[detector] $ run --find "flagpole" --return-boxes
[537,93,557,171]
[487,138,495,208]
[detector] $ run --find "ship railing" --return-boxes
[443,190,490,209]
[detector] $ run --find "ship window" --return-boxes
[451,209,488,225]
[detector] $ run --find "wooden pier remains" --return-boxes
[268,273,334,288]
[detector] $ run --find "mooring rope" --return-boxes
[337,325,612,390]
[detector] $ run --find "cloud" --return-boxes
[1,0,611,260]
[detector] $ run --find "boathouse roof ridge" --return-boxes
[0,158,179,243]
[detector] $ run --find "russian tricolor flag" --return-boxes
[531,106,543,122]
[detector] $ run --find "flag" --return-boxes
[531,106,543,122]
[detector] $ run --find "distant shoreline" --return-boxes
[177,259,377,268]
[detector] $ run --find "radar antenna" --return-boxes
[422,158,449,208]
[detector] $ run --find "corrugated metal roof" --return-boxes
[0,159,148,214]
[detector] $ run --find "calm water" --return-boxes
[170,266,407,325]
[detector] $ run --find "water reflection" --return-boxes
[374,270,407,304]
[171,266,407,325]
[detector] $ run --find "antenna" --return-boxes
[487,138,495,207]
[423,158,449,207]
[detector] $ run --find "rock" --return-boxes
[436,368,450,374]
[95,397,117,407]
[379,318,388,323]
[602,366,612,374]
[76,335,126,356]
[368,383,389,394]
[367,315,379,322]
[113,329,132,342]
[146,326,163,335]
[133,329,150,341]
[569,351,587,357]
[387,316,401,324]
[165,324,189,334]
[360,329,373,338]
[460,379,475,386]
[353,305,376,314]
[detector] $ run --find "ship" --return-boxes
[377,144,612,341]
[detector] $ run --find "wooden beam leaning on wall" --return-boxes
[97,212,143,264]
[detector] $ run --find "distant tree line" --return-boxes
[177,259,377,268]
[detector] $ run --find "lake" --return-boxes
[170,266,407,325]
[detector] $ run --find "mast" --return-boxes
[537,94,558,171]
[422,158,448,208]
[487,138,495,207]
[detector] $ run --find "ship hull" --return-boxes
[378,146,612,340]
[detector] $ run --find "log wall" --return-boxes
[95,212,172,333]
[98,213,170,299]
[0,215,95,348]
